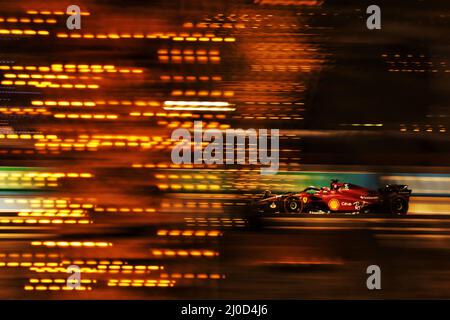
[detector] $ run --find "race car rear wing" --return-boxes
[379,184,412,197]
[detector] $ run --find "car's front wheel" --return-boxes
[284,196,303,213]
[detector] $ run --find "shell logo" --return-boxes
[328,198,340,211]
[302,197,308,204]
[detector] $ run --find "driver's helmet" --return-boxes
[330,179,339,190]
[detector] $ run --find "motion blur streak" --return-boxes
[0,0,450,299]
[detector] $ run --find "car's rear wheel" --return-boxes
[284,197,303,213]
[388,196,408,215]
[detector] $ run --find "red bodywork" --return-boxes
[256,180,411,214]
[300,182,380,213]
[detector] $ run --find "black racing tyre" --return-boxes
[388,196,408,215]
[284,196,303,213]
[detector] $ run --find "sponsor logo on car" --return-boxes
[328,198,340,211]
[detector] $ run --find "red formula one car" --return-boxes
[255,179,412,215]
